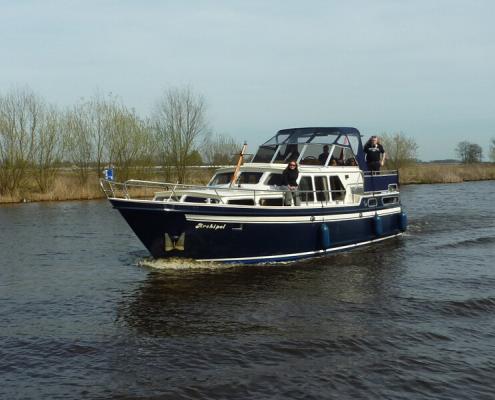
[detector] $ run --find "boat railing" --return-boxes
[362,169,399,194]
[100,178,356,207]
[100,179,227,201]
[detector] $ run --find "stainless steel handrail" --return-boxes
[100,176,398,211]
[101,179,355,207]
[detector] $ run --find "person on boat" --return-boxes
[282,161,301,206]
[364,135,386,171]
[318,145,330,165]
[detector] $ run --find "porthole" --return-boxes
[382,196,399,205]
[367,198,377,208]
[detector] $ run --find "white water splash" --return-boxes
[137,257,240,271]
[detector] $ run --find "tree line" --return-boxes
[2,86,494,196]
[0,86,240,195]
[455,140,495,164]
[379,134,495,167]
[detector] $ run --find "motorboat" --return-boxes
[100,127,407,263]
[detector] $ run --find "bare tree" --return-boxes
[89,92,113,175]
[33,105,64,191]
[456,141,482,163]
[63,103,94,183]
[456,141,470,163]
[153,87,208,183]
[0,87,41,194]
[203,133,240,165]
[379,132,418,170]
[106,106,156,181]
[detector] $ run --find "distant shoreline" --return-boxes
[1,164,494,204]
[398,163,495,185]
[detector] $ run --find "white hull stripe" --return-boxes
[186,207,402,224]
[197,233,402,262]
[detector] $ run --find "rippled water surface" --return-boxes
[1,181,495,399]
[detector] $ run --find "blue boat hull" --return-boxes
[111,199,405,263]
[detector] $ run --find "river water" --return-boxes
[1,181,494,399]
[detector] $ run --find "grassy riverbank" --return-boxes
[0,164,493,204]
[0,169,214,204]
[399,163,495,184]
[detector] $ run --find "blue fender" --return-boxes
[319,223,331,249]
[373,215,383,236]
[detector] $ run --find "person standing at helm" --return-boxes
[364,135,386,171]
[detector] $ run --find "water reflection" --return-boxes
[4,182,495,399]
[117,239,407,338]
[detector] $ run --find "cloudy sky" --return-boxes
[1,0,494,160]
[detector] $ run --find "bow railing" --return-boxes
[100,179,359,207]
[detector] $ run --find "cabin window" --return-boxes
[265,173,283,186]
[329,176,345,201]
[227,199,255,205]
[237,172,263,184]
[299,176,314,202]
[209,172,233,186]
[314,176,330,202]
[259,198,284,206]
[382,196,399,205]
[155,194,181,202]
[367,198,377,207]
[184,196,208,203]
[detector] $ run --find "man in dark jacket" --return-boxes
[364,136,386,171]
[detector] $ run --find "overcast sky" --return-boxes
[1,0,494,160]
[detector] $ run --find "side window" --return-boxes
[184,196,208,203]
[265,173,283,186]
[329,176,345,201]
[260,197,284,206]
[299,176,314,202]
[228,199,255,205]
[314,176,330,202]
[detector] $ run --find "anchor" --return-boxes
[165,233,185,251]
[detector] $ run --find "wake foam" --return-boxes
[137,257,237,271]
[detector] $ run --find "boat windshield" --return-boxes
[208,172,233,186]
[252,145,277,163]
[237,172,263,184]
[252,127,362,165]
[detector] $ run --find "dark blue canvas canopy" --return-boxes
[255,127,366,169]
